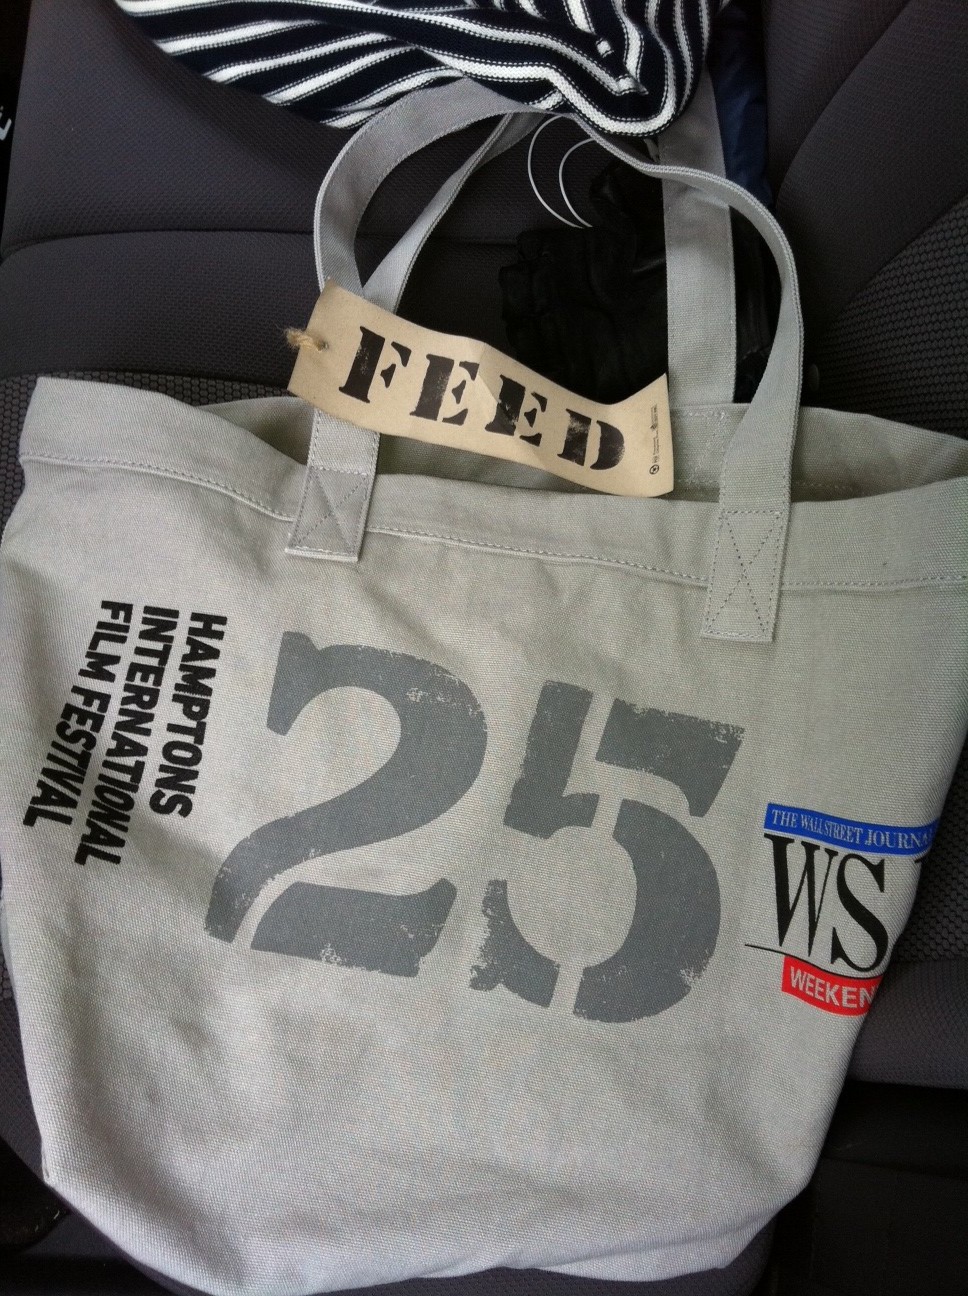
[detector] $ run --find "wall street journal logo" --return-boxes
[748,803,937,1016]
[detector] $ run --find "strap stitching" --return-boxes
[19,453,288,517]
[291,467,369,550]
[369,526,966,588]
[705,512,779,635]
[18,458,966,588]
[371,525,704,580]
[764,508,786,632]
[725,514,774,635]
[725,510,777,632]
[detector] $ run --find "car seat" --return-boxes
[0,2,966,1293]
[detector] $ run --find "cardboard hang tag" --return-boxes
[288,284,673,497]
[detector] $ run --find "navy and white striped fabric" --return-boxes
[116,1,727,135]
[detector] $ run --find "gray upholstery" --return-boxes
[771,1083,968,1295]
[764,0,968,435]
[8,1215,774,1296]
[0,0,600,257]
[897,741,968,963]
[0,0,337,252]
[850,961,968,1089]
[0,233,318,386]
[0,992,39,1171]
[763,0,909,184]
[757,9,968,1279]
[810,195,968,437]
[848,739,968,1089]
[0,0,608,385]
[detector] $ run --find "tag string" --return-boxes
[287,328,328,352]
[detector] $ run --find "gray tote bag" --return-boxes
[1,79,966,1296]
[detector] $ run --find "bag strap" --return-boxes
[291,74,735,566]
[286,104,532,568]
[291,78,803,644]
[654,70,736,407]
[325,69,736,405]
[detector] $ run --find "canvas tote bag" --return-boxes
[1,78,967,1296]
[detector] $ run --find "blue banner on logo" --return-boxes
[763,804,938,856]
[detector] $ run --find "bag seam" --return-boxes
[704,513,779,636]
[369,525,967,590]
[21,450,947,503]
[290,467,369,550]
[20,456,968,589]
[20,453,292,519]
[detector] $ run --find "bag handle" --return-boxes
[654,70,737,407]
[291,78,803,644]
[286,104,535,574]
[321,69,736,408]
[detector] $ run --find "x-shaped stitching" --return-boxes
[706,513,778,636]
[291,467,369,552]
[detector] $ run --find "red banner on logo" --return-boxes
[781,956,882,1016]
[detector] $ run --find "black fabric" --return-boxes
[0,993,40,1172]
[1,1252,167,1295]
[762,0,908,190]
[0,1140,65,1254]
[499,166,669,403]
[6,1227,773,1296]
[848,960,968,1089]
[897,738,968,961]
[770,1085,968,1296]
[1,0,609,261]
[808,195,968,439]
[707,0,771,208]
[0,0,30,235]
[0,232,533,385]
[776,1164,968,1296]
[498,170,777,405]
[17,1212,141,1261]
[766,0,968,345]
[823,1081,968,1172]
